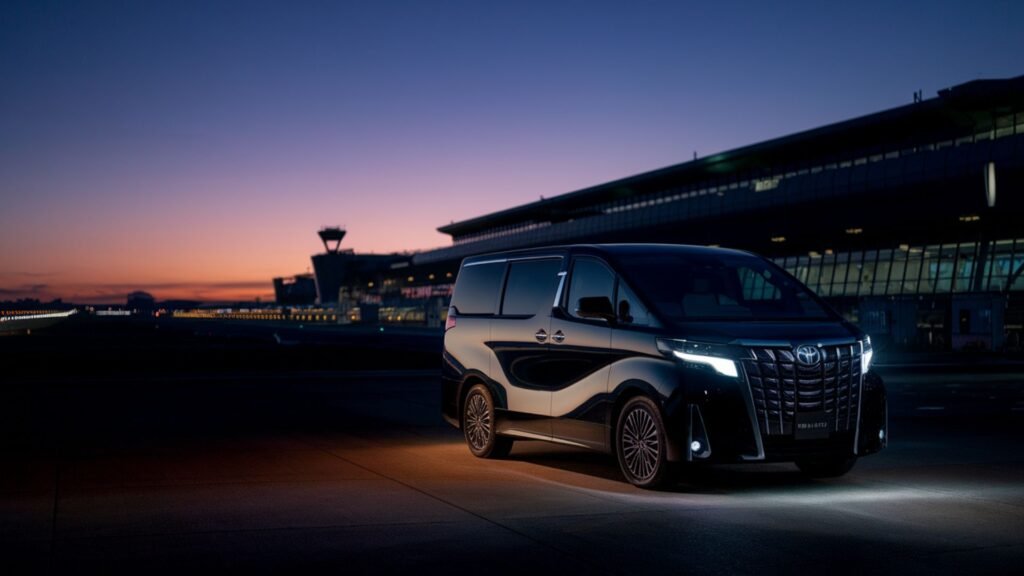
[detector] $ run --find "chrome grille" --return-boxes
[741,344,862,436]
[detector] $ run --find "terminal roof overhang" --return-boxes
[437,75,1024,240]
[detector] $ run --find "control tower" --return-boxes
[318,227,347,253]
[310,227,408,305]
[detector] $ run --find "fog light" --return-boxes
[690,440,702,452]
[878,429,885,441]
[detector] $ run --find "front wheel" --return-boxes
[616,396,671,489]
[463,384,513,458]
[795,455,857,478]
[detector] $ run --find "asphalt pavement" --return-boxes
[2,367,1023,575]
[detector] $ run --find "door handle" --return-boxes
[551,330,565,343]
[534,329,548,342]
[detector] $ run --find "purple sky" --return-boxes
[1,0,1022,302]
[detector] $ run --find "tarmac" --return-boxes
[2,362,1023,575]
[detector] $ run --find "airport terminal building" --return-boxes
[298,75,1024,352]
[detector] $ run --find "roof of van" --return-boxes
[460,243,754,266]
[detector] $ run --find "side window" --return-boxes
[616,280,650,326]
[451,262,505,314]
[567,257,615,319]
[501,259,562,316]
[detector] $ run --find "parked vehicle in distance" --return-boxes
[442,244,887,489]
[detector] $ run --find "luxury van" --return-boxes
[441,244,887,488]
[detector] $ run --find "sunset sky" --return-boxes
[2,1,1022,303]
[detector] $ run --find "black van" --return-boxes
[441,244,886,488]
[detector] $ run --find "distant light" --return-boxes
[445,272,453,278]
[690,440,702,452]
[428,274,435,280]
[899,244,910,251]
[825,249,834,255]
[753,177,780,192]
[367,281,374,288]
[985,162,996,207]
[958,214,980,222]
[845,227,863,235]
[406,276,414,282]
[1,309,77,323]
[771,236,786,243]
[879,429,886,441]
[808,251,821,258]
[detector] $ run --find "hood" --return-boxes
[667,320,863,347]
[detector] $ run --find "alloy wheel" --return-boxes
[621,405,660,481]
[464,392,491,451]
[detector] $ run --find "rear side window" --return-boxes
[451,262,505,315]
[501,259,562,316]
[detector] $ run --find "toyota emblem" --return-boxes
[795,344,821,366]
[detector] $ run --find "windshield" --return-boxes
[615,252,834,322]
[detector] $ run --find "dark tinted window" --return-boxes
[616,280,650,326]
[568,257,615,319]
[501,259,562,316]
[451,262,505,314]
[616,253,832,322]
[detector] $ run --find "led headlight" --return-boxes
[862,336,874,373]
[657,339,739,378]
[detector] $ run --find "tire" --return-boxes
[795,455,858,478]
[615,396,671,489]
[462,384,513,459]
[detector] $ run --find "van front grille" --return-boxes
[741,344,862,436]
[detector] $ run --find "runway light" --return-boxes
[958,214,980,222]
[690,440,702,452]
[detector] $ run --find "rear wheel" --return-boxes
[795,455,857,478]
[615,396,671,489]
[463,384,513,458]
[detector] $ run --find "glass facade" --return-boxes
[775,239,1024,297]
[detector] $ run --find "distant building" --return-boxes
[272,274,317,306]
[309,227,408,305]
[126,291,156,311]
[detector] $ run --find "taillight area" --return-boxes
[444,308,457,331]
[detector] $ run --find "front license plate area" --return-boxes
[794,412,831,440]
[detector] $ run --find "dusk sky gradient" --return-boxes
[2,0,1022,303]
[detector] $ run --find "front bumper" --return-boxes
[664,368,887,463]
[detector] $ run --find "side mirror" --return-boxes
[576,296,616,323]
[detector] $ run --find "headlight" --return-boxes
[657,339,739,378]
[862,336,873,373]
